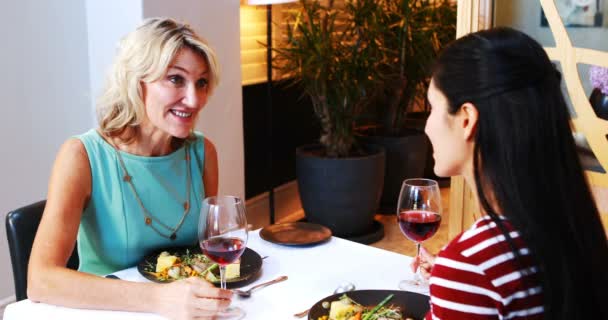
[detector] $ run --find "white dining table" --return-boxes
[3,229,428,320]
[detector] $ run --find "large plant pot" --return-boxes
[296,144,385,237]
[359,129,429,214]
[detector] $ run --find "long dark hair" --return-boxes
[432,27,608,319]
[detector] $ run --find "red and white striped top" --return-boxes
[425,216,544,320]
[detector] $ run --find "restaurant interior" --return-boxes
[1,0,607,319]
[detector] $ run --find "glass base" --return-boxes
[398,279,430,295]
[217,306,246,319]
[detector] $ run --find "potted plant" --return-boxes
[273,0,386,239]
[357,0,456,213]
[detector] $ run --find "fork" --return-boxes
[232,275,288,298]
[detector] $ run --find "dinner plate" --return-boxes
[137,245,262,288]
[260,222,332,246]
[308,289,429,320]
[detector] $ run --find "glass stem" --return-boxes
[414,242,421,281]
[219,264,227,290]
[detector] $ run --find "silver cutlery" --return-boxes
[233,275,288,298]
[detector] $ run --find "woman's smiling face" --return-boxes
[141,47,210,139]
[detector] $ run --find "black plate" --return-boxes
[137,246,262,289]
[308,290,429,320]
[260,222,332,246]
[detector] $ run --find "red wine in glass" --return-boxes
[198,196,248,318]
[397,178,442,291]
[198,195,248,291]
[398,210,441,242]
[202,237,246,265]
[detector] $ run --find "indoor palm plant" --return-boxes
[367,0,456,134]
[358,0,456,213]
[275,0,382,157]
[273,0,386,240]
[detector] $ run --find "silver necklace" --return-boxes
[113,142,191,240]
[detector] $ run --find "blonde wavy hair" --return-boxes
[96,17,220,138]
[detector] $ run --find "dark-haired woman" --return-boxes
[413,27,608,320]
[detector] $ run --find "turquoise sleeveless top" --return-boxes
[74,129,206,275]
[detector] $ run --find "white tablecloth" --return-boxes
[4,229,425,319]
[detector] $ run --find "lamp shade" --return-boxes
[247,0,296,5]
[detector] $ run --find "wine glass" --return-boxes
[397,178,442,291]
[199,195,248,318]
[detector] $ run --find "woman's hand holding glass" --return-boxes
[410,246,436,281]
[397,178,442,290]
[198,195,248,319]
[154,277,232,320]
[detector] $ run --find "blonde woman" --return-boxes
[28,18,231,319]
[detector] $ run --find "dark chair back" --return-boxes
[5,200,79,301]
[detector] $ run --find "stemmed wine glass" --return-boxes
[397,178,442,291]
[199,195,248,318]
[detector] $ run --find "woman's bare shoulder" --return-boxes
[49,138,92,194]
[203,137,216,156]
[62,137,88,154]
